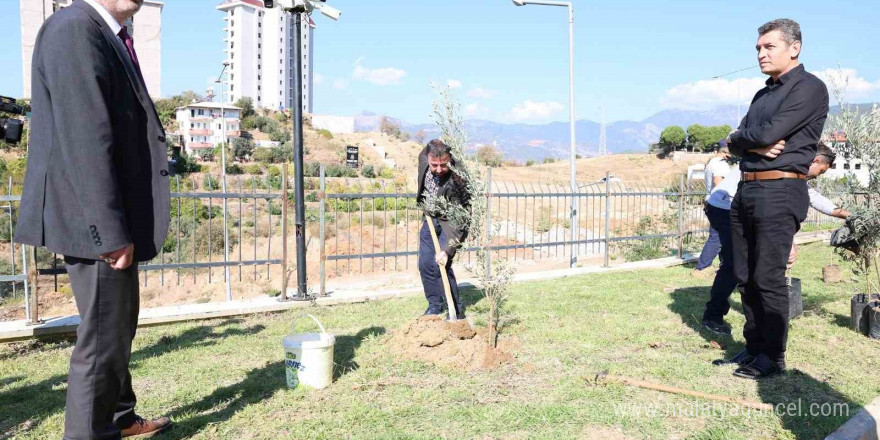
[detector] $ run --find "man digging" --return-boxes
[417,139,470,319]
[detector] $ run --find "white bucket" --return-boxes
[282,314,335,389]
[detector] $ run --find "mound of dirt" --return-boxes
[390,315,516,371]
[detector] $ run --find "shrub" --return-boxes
[226,164,244,175]
[379,167,395,179]
[362,164,377,178]
[244,164,263,175]
[202,174,221,190]
[325,164,358,178]
[317,129,333,139]
[525,159,536,166]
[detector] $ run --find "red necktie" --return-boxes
[117,28,140,70]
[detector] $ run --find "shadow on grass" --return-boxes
[668,289,861,438]
[131,319,266,367]
[164,325,386,438]
[333,326,385,380]
[164,361,286,440]
[668,286,743,360]
[0,374,67,439]
[756,370,860,439]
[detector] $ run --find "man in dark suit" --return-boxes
[717,18,829,380]
[416,139,470,318]
[14,0,171,438]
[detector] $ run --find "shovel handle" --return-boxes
[425,215,457,321]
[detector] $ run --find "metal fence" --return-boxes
[1,171,294,324]
[316,170,849,290]
[0,167,854,324]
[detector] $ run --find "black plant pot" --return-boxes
[851,293,880,335]
[869,302,880,339]
[788,277,803,320]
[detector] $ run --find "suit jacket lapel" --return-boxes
[73,1,163,134]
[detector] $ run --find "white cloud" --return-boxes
[352,63,406,86]
[661,77,766,110]
[813,68,880,102]
[333,79,348,90]
[508,100,564,121]
[662,68,880,110]
[465,103,490,117]
[314,73,324,85]
[467,87,496,99]
[447,79,462,89]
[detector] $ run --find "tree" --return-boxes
[234,97,255,119]
[476,145,503,167]
[659,126,686,151]
[687,124,732,152]
[823,72,880,302]
[428,86,516,347]
[379,116,402,139]
[231,137,255,160]
[414,129,427,145]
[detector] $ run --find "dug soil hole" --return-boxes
[390,315,517,371]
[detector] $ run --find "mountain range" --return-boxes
[354,103,875,162]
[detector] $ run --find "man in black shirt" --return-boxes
[717,18,828,379]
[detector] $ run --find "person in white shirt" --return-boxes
[704,143,847,338]
[694,146,732,271]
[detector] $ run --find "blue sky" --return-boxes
[1,0,879,124]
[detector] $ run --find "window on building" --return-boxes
[855,163,862,170]
[258,86,261,91]
[230,10,234,16]
[230,85,234,91]
[191,109,195,117]
[231,20,234,26]
[231,31,234,37]
[198,109,205,115]
[258,33,262,38]
[258,54,261,60]
[844,163,851,170]
[190,123,195,128]
[231,42,234,49]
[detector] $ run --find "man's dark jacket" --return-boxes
[14,0,171,262]
[416,147,470,258]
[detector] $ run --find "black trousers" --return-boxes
[63,257,139,440]
[702,204,738,322]
[418,219,463,315]
[730,179,808,362]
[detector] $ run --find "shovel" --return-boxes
[425,215,458,321]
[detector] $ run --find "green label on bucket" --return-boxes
[285,353,306,388]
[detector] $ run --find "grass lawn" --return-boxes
[1,242,878,439]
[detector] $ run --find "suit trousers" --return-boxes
[418,219,463,315]
[730,179,808,362]
[63,257,139,440]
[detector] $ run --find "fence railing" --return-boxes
[0,167,856,324]
[315,170,852,292]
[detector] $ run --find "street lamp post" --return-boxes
[511,0,578,267]
[215,62,232,301]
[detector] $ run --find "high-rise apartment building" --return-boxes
[216,0,313,112]
[19,0,163,99]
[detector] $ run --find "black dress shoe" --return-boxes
[702,319,732,335]
[732,354,784,380]
[423,306,443,316]
[712,349,756,366]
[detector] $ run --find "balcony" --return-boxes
[188,142,213,150]
[190,129,213,136]
[226,131,242,137]
[190,117,212,122]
